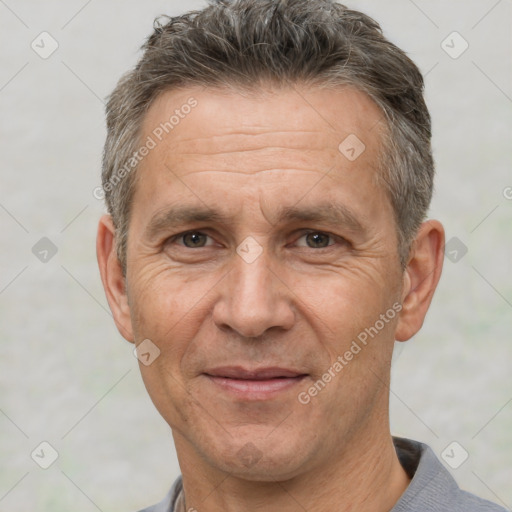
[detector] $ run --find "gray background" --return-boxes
[0,0,511,510]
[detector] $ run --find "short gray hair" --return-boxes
[102,0,434,274]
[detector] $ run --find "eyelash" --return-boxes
[166,230,347,250]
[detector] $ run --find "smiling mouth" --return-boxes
[203,366,308,399]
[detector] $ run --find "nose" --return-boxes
[212,242,295,338]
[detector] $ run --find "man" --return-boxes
[96,1,507,511]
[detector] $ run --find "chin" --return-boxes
[210,436,311,482]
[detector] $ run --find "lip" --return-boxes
[205,366,305,379]
[203,366,308,400]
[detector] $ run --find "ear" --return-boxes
[395,219,445,342]
[96,214,134,343]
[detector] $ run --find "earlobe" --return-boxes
[96,214,135,343]
[395,220,445,342]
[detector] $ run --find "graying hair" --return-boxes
[102,0,434,274]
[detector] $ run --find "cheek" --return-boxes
[297,269,400,392]
[138,362,196,431]
[300,266,395,333]
[127,265,222,392]
[127,262,210,339]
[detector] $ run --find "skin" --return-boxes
[97,84,445,512]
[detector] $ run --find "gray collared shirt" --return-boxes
[138,437,508,512]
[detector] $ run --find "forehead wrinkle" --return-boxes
[167,130,339,157]
[160,165,337,179]
[164,146,341,178]
[173,147,336,159]
[172,129,327,144]
[167,168,325,175]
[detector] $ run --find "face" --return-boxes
[118,84,408,480]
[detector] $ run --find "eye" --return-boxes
[295,231,338,249]
[165,230,346,251]
[170,231,214,248]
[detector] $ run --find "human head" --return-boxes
[101,0,434,275]
[96,0,445,495]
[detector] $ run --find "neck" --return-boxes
[173,426,410,512]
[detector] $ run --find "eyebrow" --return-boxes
[145,201,366,240]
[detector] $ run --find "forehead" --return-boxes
[132,83,392,229]
[141,84,385,163]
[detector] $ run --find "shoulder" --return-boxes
[392,437,508,512]
[134,475,183,512]
[453,489,508,512]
